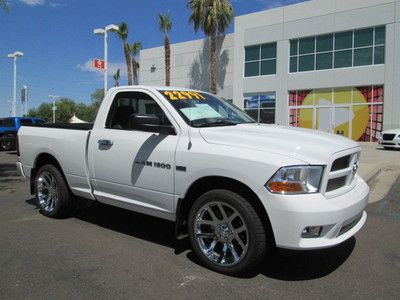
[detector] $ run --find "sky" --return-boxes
[0,0,307,117]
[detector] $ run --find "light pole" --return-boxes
[94,24,119,95]
[49,95,60,123]
[7,51,24,117]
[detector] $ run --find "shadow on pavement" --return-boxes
[368,175,400,219]
[25,197,355,280]
[25,198,182,250]
[185,236,355,279]
[0,162,22,192]
[375,147,400,151]
[5,151,18,155]
[260,237,355,280]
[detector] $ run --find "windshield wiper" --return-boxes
[192,119,238,128]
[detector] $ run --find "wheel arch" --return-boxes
[30,153,67,195]
[175,176,275,244]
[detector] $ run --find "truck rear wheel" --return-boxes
[35,164,74,218]
[188,189,268,275]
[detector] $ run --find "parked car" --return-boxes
[0,117,45,151]
[16,86,369,275]
[378,129,400,149]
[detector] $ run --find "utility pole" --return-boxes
[94,24,119,95]
[49,95,60,123]
[7,51,23,117]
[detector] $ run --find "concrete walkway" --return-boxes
[358,142,400,202]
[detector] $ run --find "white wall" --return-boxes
[140,0,400,129]
[140,34,234,100]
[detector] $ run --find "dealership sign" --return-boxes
[93,58,105,70]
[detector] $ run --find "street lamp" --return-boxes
[7,51,24,117]
[49,95,60,123]
[94,24,119,95]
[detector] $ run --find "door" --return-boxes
[88,91,180,217]
[333,105,352,138]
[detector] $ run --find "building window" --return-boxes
[289,26,385,73]
[288,86,384,142]
[244,92,276,123]
[244,43,277,77]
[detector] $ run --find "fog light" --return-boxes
[301,226,322,238]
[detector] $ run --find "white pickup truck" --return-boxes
[17,86,369,275]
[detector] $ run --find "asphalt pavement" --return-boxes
[0,151,399,299]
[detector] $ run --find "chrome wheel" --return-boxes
[194,201,249,266]
[37,171,58,213]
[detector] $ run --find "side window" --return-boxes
[20,119,33,125]
[106,92,171,130]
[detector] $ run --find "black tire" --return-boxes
[188,189,269,276]
[35,164,74,218]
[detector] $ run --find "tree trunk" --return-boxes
[210,33,217,94]
[124,42,133,85]
[132,59,138,85]
[165,35,171,86]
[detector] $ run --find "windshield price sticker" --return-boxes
[162,90,205,101]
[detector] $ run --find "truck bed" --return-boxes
[18,125,92,198]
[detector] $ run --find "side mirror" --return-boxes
[129,114,176,135]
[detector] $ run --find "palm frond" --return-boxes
[158,13,172,34]
[187,0,234,35]
[117,22,129,41]
[129,41,143,57]
[1,0,9,11]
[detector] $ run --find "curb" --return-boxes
[364,167,384,184]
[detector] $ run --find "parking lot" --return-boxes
[0,150,399,299]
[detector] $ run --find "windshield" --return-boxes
[0,118,15,127]
[158,90,255,127]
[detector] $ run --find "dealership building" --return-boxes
[140,0,400,141]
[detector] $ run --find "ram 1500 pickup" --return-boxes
[17,86,369,275]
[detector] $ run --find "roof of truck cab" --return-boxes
[108,86,206,93]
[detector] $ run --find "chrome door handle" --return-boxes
[98,139,113,146]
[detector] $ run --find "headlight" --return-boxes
[266,166,324,194]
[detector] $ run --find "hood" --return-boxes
[382,128,400,135]
[199,123,359,164]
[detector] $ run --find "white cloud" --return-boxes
[77,60,127,78]
[20,0,46,6]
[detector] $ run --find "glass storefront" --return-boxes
[288,86,384,141]
[244,92,276,123]
[290,26,385,73]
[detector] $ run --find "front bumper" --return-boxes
[258,175,369,250]
[378,136,400,148]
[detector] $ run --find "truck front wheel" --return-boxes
[35,164,74,218]
[188,189,268,275]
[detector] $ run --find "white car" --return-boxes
[378,129,400,149]
[16,86,369,275]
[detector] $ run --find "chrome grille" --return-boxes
[326,152,359,193]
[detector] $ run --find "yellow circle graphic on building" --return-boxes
[299,89,369,141]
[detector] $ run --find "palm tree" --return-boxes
[188,0,233,94]
[117,22,133,85]
[1,0,8,11]
[113,69,120,87]
[129,42,142,85]
[158,13,172,86]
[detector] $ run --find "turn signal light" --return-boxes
[268,181,303,193]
